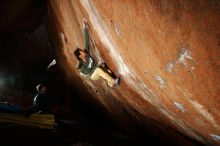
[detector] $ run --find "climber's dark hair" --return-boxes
[74,47,82,60]
[74,47,84,69]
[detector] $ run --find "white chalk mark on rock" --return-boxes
[190,100,218,128]
[166,48,193,72]
[114,22,121,36]
[154,75,166,89]
[177,48,193,65]
[210,134,220,142]
[166,63,175,72]
[174,102,186,112]
[60,32,67,43]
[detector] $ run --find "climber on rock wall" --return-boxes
[74,19,120,88]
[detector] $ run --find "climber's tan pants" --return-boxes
[90,67,115,87]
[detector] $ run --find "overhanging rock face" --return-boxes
[47,0,220,145]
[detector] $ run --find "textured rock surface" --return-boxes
[47,0,220,145]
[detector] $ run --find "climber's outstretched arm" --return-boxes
[83,20,89,53]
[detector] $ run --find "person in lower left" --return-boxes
[25,84,53,117]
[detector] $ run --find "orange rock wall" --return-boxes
[47,0,220,145]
